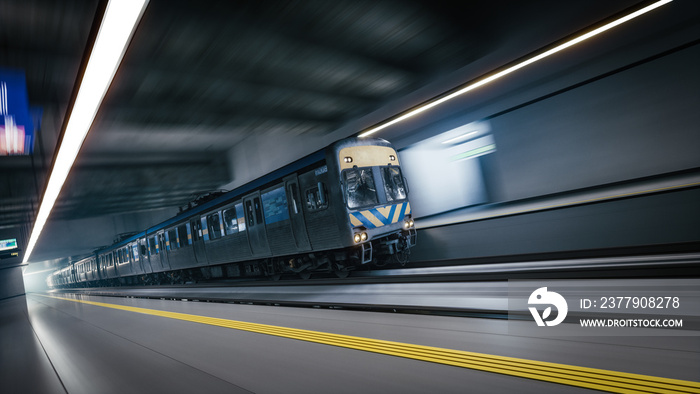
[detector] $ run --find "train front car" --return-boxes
[328,138,416,267]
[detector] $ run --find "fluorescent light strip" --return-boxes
[22,0,148,264]
[22,267,57,277]
[358,0,673,138]
[1,82,7,114]
[442,131,477,144]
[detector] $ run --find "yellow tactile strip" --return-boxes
[39,294,700,394]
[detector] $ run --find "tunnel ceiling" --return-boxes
[0,0,642,264]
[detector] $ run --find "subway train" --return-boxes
[48,137,417,288]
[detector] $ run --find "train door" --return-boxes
[113,251,121,277]
[191,218,207,264]
[140,239,153,273]
[284,174,311,251]
[157,230,171,270]
[131,243,144,274]
[243,192,271,256]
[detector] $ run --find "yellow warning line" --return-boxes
[38,294,700,394]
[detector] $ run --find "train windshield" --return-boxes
[344,167,378,209]
[381,166,406,202]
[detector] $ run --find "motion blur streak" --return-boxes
[358,0,673,138]
[22,0,149,264]
[41,294,700,394]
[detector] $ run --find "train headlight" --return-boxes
[344,157,353,163]
[409,219,414,227]
[353,233,361,243]
[360,232,368,241]
[404,219,414,228]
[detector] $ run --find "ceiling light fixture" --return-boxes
[22,0,149,264]
[358,0,672,138]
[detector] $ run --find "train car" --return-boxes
[47,265,76,288]
[69,255,100,288]
[83,255,100,285]
[49,138,416,287]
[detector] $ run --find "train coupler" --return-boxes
[360,241,373,264]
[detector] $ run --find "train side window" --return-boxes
[253,198,263,224]
[200,217,209,241]
[140,241,147,257]
[191,221,200,241]
[245,201,254,227]
[288,183,299,214]
[305,182,328,211]
[178,224,190,246]
[223,207,238,235]
[168,228,180,250]
[207,212,222,239]
[132,244,139,262]
[235,203,246,232]
[261,187,290,224]
[148,237,158,255]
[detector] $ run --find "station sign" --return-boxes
[0,238,18,252]
[0,68,34,155]
[0,238,20,259]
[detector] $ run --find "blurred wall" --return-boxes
[30,207,177,264]
[0,267,25,300]
[490,45,700,201]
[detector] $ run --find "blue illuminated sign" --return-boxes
[0,69,34,155]
[0,238,18,252]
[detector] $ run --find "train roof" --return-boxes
[98,147,326,253]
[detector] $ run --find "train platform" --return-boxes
[3,292,699,393]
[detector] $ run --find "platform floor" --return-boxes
[2,293,699,393]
